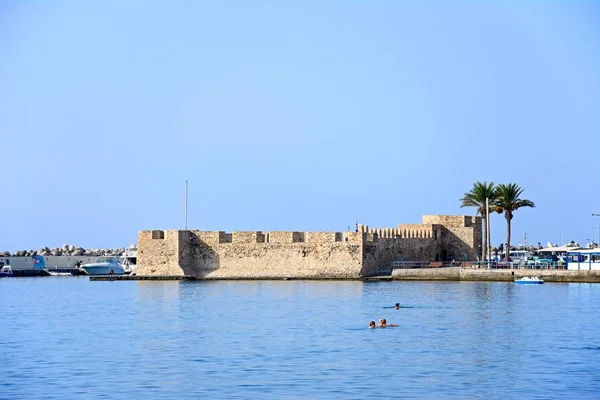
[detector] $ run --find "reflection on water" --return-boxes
[136,280,181,302]
[1,278,599,399]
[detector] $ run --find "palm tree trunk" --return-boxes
[487,214,492,263]
[505,217,511,262]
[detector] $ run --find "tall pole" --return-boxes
[185,180,188,230]
[486,198,491,265]
[593,213,600,247]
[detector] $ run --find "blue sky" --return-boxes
[1,1,599,252]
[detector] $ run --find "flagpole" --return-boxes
[185,180,188,230]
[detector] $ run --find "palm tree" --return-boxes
[460,181,497,262]
[494,183,535,261]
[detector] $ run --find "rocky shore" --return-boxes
[0,244,131,258]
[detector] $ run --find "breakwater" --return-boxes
[1,244,131,258]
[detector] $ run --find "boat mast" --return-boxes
[185,180,188,230]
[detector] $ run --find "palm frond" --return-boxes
[495,183,535,212]
[459,181,497,216]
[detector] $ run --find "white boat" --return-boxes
[566,249,600,270]
[46,270,73,277]
[0,255,103,276]
[81,257,125,276]
[515,276,544,285]
[119,244,137,274]
[0,265,14,277]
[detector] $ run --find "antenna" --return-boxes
[185,180,188,230]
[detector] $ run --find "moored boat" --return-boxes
[515,276,544,285]
[46,270,74,276]
[0,255,103,276]
[119,244,137,274]
[81,257,125,276]
[0,265,14,277]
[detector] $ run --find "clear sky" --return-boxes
[1,1,599,252]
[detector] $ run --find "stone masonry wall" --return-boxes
[422,215,482,261]
[136,215,482,278]
[200,241,363,279]
[137,230,182,275]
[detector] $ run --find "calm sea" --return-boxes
[1,277,599,399]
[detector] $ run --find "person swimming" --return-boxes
[395,303,400,309]
[378,318,398,327]
[369,321,376,329]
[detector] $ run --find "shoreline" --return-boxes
[90,268,600,283]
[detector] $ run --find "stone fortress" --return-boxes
[136,215,482,279]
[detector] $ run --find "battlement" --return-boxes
[357,224,438,240]
[141,230,355,245]
[397,224,436,239]
[140,216,478,246]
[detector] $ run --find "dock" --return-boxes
[90,268,600,283]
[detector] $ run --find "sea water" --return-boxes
[1,278,599,399]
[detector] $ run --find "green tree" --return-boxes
[494,183,536,260]
[460,181,497,262]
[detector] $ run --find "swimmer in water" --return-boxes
[369,321,376,329]
[378,318,398,327]
[395,303,400,309]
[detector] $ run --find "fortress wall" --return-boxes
[409,216,483,261]
[136,215,482,278]
[366,232,378,242]
[396,238,441,261]
[195,242,363,279]
[437,216,482,261]
[441,225,481,261]
[180,231,221,276]
[362,237,443,274]
[137,230,184,276]
[362,238,398,276]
